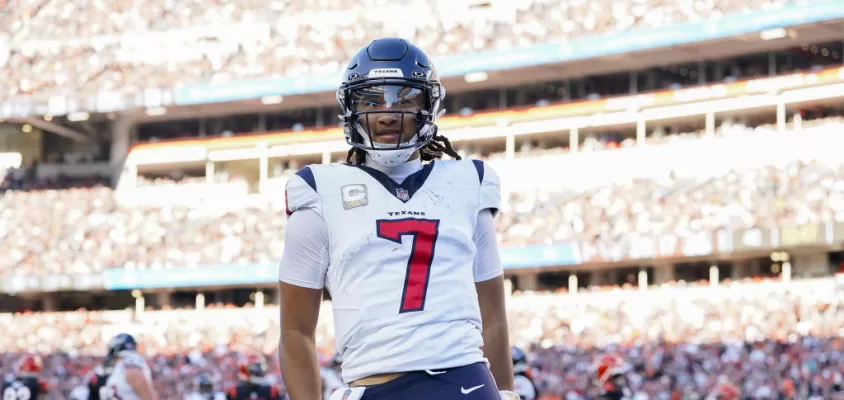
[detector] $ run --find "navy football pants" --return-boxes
[359,362,500,400]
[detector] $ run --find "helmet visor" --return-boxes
[350,85,425,113]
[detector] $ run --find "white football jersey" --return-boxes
[101,353,152,400]
[283,159,501,383]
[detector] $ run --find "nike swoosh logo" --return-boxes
[461,384,484,394]
[425,369,447,375]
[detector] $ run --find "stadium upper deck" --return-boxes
[2,0,844,122]
[0,0,825,102]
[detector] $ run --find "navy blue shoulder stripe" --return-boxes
[471,159,484,183]
[295,166,317,192]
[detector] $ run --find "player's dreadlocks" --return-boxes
[345,133,462,164]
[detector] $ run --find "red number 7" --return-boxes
[376,218,440,313]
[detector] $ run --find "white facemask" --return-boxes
[355,121,433,167]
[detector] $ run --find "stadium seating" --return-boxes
[0,0,801,100]
[2,117,844,275]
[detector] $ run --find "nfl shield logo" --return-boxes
[396,188,409,201]
[342,389,353,400]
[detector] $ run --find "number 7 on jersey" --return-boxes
[375,218,440,313]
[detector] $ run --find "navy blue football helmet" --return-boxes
[237,354,267,384]
[106,333,137,362]
[337,37,446,166]
[512,346,529,374]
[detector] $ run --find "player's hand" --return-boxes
[499,390,521,400]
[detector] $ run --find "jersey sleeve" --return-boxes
[471,160,501,216]
[278,208,330,289]
[473,209,503,282]
[285,166,321,216]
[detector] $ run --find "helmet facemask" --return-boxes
[339,79,445,167]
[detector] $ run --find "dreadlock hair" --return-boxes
[345,133,462,164]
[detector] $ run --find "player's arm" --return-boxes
[125,367,157,400]
[278,204,329,400]
[471,161,514,391]
[278,168,326,400]
[474,209,514,391]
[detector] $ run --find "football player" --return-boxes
[225,355,283,400]
[100,333,158,400]
[592,354,628,400]
[511,347,538,400]
[69,354,114,400]
[278,37,516,400]
[185,375,226,400]
[1,354,49,400]
[86,356,115,400]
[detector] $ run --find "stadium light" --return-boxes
[145,107,167,116]
[261,95,284,105]
[43,114,52,121]
[67,112,89,122]
[21,124,32,133]
[464,72,488,83]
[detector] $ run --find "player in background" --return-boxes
[101,333,158,400]
[225,355,283,400]
[185,375,226,400]
[87,356,115,400]
[511,347,538,400]
[592,354,629,400]
[1,354,49,400]
[279,37,517,400]
[319,353,344,400]
[69,353,115,400]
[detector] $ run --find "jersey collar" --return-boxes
[349,159,434,203]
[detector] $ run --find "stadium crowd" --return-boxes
[497,118,844,246]
[2,115,844,275]
[0,277,841,399]
[0,0,808,100]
